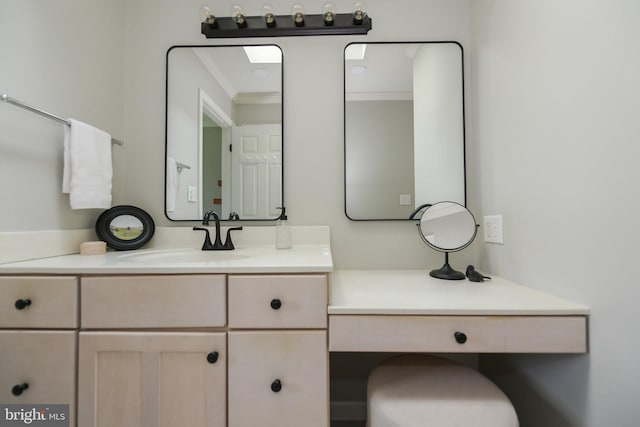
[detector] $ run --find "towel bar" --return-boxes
[1,93,124,146]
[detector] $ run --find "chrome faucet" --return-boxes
[193,211,243,250]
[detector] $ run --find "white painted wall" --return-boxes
[471,1,640,425]
[0,0,126,231]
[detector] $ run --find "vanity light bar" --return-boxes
[201,13,372,38]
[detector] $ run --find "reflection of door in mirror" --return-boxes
[202,117,223,217]
[199,89,233,219]
[231,124,282,220]
[166,45,283,221]
[344,42,465,220]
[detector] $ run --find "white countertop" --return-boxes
[329,270,590,316]
[0,226,333,274]
[0,245,333,274]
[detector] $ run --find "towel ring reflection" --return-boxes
[176,162,191,173]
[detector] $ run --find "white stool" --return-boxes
[367,355,518,427]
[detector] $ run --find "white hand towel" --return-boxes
[62,119,113,209]
[166,156,178,213]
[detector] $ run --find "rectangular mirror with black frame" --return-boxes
[344,42,466,220]
[165,45,283,221]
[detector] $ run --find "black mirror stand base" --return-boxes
[430,252,466,280]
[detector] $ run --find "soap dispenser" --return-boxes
[275,207,291,249]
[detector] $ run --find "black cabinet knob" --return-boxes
[454,331,467,344]
[271,379,282,392]
[14,299,31,310]
[207,352,219,364]
[270,298,282,310]
[12,383,29,396]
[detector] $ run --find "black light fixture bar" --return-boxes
[201,13,371,38]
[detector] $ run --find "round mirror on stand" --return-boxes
[412,201,478,280]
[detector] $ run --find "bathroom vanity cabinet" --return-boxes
[1,272,329,427]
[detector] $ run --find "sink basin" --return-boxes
[117,248,250,264]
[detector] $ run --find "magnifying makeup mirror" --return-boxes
[413,201,478,280]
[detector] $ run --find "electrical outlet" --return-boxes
[187,186,197,203]
[483,215,504,244]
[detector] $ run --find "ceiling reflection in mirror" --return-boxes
[344,42,465,220]
[418,202,477,252]
[166,45,283,221]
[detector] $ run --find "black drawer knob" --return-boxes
[454,331,467,344]
[271,379,282,392]
[206,352,219,364]
[14,299,32,310]
[12,383,29,396]
[270,298,282,310]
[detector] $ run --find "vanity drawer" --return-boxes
[228,275,327,329]
[228,330,328,427]
[0,276,78,328]
[329,315,587,353]
[81,275,226,328]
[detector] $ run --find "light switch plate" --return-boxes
[399,194,412,206]
[187,186,197,203]
[483,215,504,244]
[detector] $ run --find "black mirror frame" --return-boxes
[95,205,155,251]
[164,44,285,222]
[343,41,467,221]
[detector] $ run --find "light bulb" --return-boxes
[231,5,247,28]
[291,4,305,27]
[323,2,336,26]
[199,5,217,25]
[262,4,276,27]
[352,2,367,25]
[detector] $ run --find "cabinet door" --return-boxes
[228,331,328,427]
[0,331,76,426]
[78,332,226,427]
